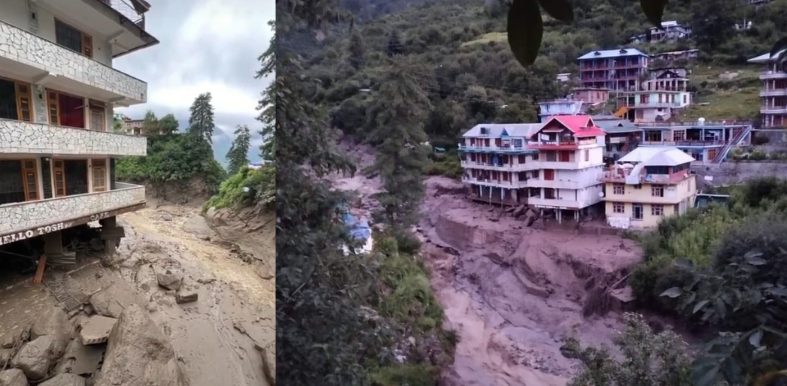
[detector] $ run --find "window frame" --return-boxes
[652,185,664,197]
[21,159,39,201]
[54,18,93,58]
[613,184,625,195]
[612,202,625,214]
[632,203,644,220]
[0,76,34,123]
[652,204,664,216]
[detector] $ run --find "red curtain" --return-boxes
[59,94,84,128]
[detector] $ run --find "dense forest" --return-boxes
[276,0,787,384]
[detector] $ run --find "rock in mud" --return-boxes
[13,335,56,380]
[79,316,117,345]
[156,270,183,291]
[94,304,188,386]
[0,369,28,386]
[88,285,142,319]
[39,374,85,386]
[31,307,71,359]
[175,289,198,304]
[261,341,275,386]
[0,348,13,364]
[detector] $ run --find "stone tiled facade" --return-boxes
[0,185,145,234]
[0,20,147,103]
[0,119,146,156]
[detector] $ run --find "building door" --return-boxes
[92,160,107,192]
[0,160,26,205]
[0,79,18,120]
[559,151,570,162]
[64,160,88,195]
[544,169,555,181]
[89,100,105,131]
[633,203,644,220]
[708,149,717,161]
[53,160,66,197]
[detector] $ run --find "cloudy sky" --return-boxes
[114,0,275,165]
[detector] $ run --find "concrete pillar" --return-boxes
[100,216,118,255]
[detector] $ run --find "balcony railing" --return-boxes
[458,145,532,153]
[0,183,145,236]
[761,90,787,97]
[0,19,147,103]
[762,106,787,113]
[760,71,787,79]
[641,140,727,146]
[99,0,147,29]
[0,119,146,156]
[638,121,753,127]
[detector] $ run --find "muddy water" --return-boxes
[115,205,274,386]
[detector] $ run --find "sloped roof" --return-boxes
[618,147,695,166]
[462,123,543,138]
[578,48,648,60]
[535,116,606,138]
[595,119,639,133]
[748,50,787,64]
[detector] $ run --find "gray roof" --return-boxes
[595,119,640,134]
[748,50,787,64]
[578,48,648,60]
[462,123,544,138]
[618,147,695,166]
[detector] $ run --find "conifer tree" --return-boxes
[256,21,275,161]
[226,125,251,175]
[141,110,158,136]
[187,92,215,146]
[157,114,179,136]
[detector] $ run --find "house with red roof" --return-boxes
[526,116,607,222]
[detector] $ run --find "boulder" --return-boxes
[0,369,28,386]
[38,374,85,386]
[31,307,72,359]
[156,270,183,291]
[94,304,188,386]
[79,316,117,345]
[175,289,198,304]
[88,285,142,319]
[12,335,56,380]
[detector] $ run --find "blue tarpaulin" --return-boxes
[342,213,371,240]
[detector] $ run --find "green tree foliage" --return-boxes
[187,92,215,146]
[226,125,251,176]
[112,116,124,133]
[205,165,275,210]
[158,114,179,136]
[564,313,693,386]
[387,30,404,56]
[348,32,365,69]
[365,57,432,228]
[141,110,158,136]
[689,0,738,52]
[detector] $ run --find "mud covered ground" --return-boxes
[420,177,644,386]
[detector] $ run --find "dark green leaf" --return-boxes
[675,258,695,270]
[714,298,726,320]
[694,299,710,314]
[537,0,574,22]
[721,357,744,385]
[508,0,543,67]
[661,287,683,298]
[680,292,697,311]
[640,0,668,27]
[749,330,763,347]
[691,358,720,386]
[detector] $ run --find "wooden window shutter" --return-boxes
[21,160,39,201]
[48,90,60,125]
[82,33,93,58]
[15,82,33,122]
[92,159,107,192]
[53,160,66,197]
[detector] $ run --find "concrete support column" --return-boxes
[42,231,63,255]
[100,216,118,255]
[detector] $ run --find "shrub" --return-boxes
[749,148,768,161]
[372,364,440,386]
[204,165,275,211]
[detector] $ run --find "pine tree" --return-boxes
[366,57,433,228]
[226,125,251,176]
[387,30,403,56]
[256,21,275,161]
[187,93,215,145]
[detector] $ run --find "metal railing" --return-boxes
[99,0,146,28]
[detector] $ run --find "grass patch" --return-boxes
[679,65,761,121]
[204,165,275,210]
[460,32,507,47]
[426,151,462,179]
[378,250,444,332]
[372,364,440,386]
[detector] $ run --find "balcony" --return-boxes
[526,179,581,190]
[0,183,145,238]
[761,89,787,97]
[0,119,146,156]
[641,140,726,147]
[761,106,787,114]
[0,20,147,105]
[760,71,787,80]
[460,160,538,172]
[458,145,535,154]
[528,197,583,209]
[461,176,525,188]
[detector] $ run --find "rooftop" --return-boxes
[617,146,695,166]
[578,48,648,60]
[463,123,544,138]
[537,116,606,138]
[594,119,640,134]
[748,50,787,64]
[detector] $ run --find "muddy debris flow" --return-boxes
[0,203,274,386]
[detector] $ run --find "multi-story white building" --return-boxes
[616,69,693,122]
[459,116,607,223]
[749,50,787,128]
[0,0,156,259]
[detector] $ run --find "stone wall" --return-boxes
[0,185,145,234]
[0,21,147,103]
[692,162,787,187]
[0,119,146,156]
[752,130,787,146]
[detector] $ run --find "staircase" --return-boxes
[712,126,752,163]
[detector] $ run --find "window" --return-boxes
[0,78,33,122]
[56,19,92,57]
[673,130,686,141]
[584,150,589,162]
[545,151,557,162]
[634,184,642,190]
[92,159,107,192]
[652,204,664,216]
[532,152,539,160]
[513,139,523,148]
[49,90,85,128]
[613,202,625,213]
[613,184,625,195]
[21,160,39,201]
[495,138,502,147]
[89,100,106,131]
[518,155,526,164]
[633,203,644,220]
[544,169,555,181]
[484,139,490,147]
[652,186,664,197]
[53,160,66,197]
[645,131,661,142]
[560,151,571,162]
